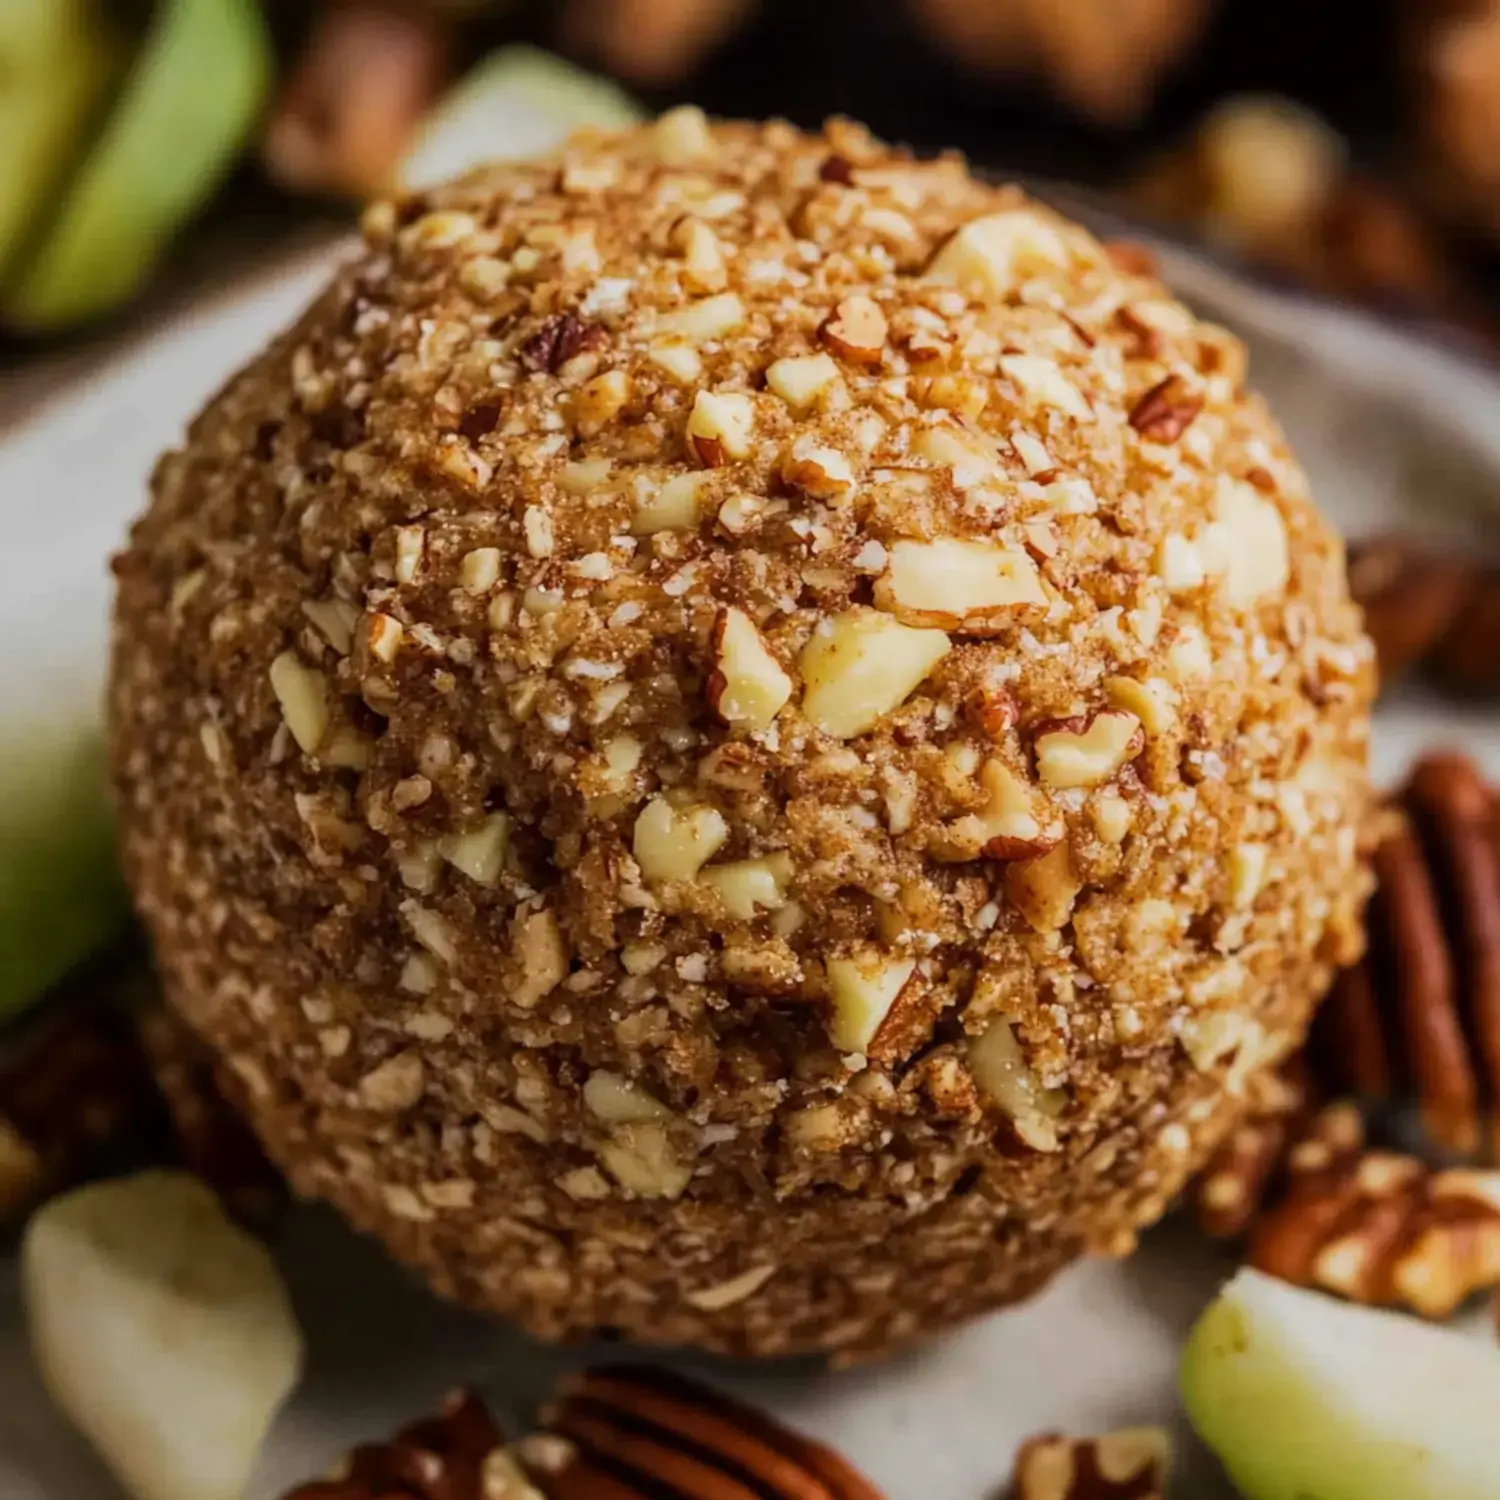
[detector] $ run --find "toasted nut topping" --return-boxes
[915,423,1001,486]
[1129,373,1203,442]
[876,537,1047,632]
[573,369,631,435]
[935,758,1061,862]
[765,352,839,409]
[1012,1428,1171,1499]
[1201,477,1291,605]
[969,1018,1065,1151]
[688,389,755,464]
[683,1263,777,1311]
[1000,354,1091,420]
[1229,842,1269,907]
[650,104,715,165]
[927,209,1071,295]
[1104,675,1176,735]
[1035,711,1145,788]
[584,1070,671,1124]
[647,339,703,383]
[658,291,745,342]
[632,471,711,534]
[827,951,917,1056]
[706,608,793,734]
[598,1121,691,1198]
[799,607,951,739]
[439,812,510,886]
[700,852,794,919]
[819,294,887,363]
[360,1050,425,1111]
[670,217,727,292]
[268,652,328,755]
[782,443,855,498]
[458,547,501,595]
[1004,841,1083,933]
[633,798,729,883]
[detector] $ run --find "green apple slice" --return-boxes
[401,44,642,190]
[0,726,126,1020]
[1182,1268,1500,1500]
[23,1171,303,1500]
[0,0,122,286]
[3,0,272,332]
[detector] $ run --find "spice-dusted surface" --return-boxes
[3,202,1500,1498]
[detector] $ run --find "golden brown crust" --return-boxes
[108,111,1374,1359]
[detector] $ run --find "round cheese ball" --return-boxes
[110,110,1374,1360]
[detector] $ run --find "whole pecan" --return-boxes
[528,1365,886,1500]
[518,314,609,374]
[1127,374,1202,443]
[1311,751,1500,1160]
[1246,1103,1500,1319]
[1010,1428,1169,1500]
[281,1389,516,1500]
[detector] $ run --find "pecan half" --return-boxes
[533,1365,886,1500]
[518,314,609,374]
[1344,535,1481,690]
[1127,374,1202,443]
[1248,1104,1500,1319]
[1010,1428,1169,1500]
[281,1388,513,1500]
[1312,751,1500,1159]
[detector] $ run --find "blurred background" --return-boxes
[4,0,1500,365]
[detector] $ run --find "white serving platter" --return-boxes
[1,235,1498,1500]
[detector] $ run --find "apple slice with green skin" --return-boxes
[401,44,643,190]
[1182,1268,1500,1500]
[3,0,272,332]
[0,0,122,287]
[24,1171,304,1500]
[0,726,126,1021]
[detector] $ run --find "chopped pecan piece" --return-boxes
[1127,374,1202,442]
[518,313,609,374]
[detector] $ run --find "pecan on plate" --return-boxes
[281,1388,525,1500]
[526,1365,886,1500]
[0,969,163,1226]
[1311,751,1500,1160]
[1010,1427,1169,1500]
[1346,536,1476,689]
[1248,1102,1500,1319]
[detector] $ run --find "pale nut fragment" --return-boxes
[268,651,328,755]
[1200,478,1291,606]
[598,1121,691,1198]
[509,908,570,1008]
[683,1263,777,1312]
[782,443,856,498]
[819,294,887,364]
[646,339,702,383]
[1229,842,1269,907]
[706,608,793,734]
[1104,675,1177,736]
[826,951,917,1056]
[799,607,951,739]
[650,103,715,166]
[935,758,1060,862]
[765,352,839,409]
[926,209,1072,296]
[1013,1428,1171,1500]
[631,471,711,534]
[968,1018,1065,1151]
[22,1172,303,1500]
[687,389,755,465]
[657,291,744,343]
[1005,841,1083,933]
[439,812,510,886]
[669,216,727,292]
[1000,354,1092,420]
[700,852,794,920]
[1034,711,1145,789]
[875,537,1046,633]
[359,1049,425,1112]
[632,797,729,883]
[915,423,1001,487]
[584,1070,671,1125]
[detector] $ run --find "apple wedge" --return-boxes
[4,0,272,331]
[23,1171,303,1500]
[1182,1268,1500,1500]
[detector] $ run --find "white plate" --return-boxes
[2,241,1498,1500]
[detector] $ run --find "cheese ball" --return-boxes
[110,111,1374,1361]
